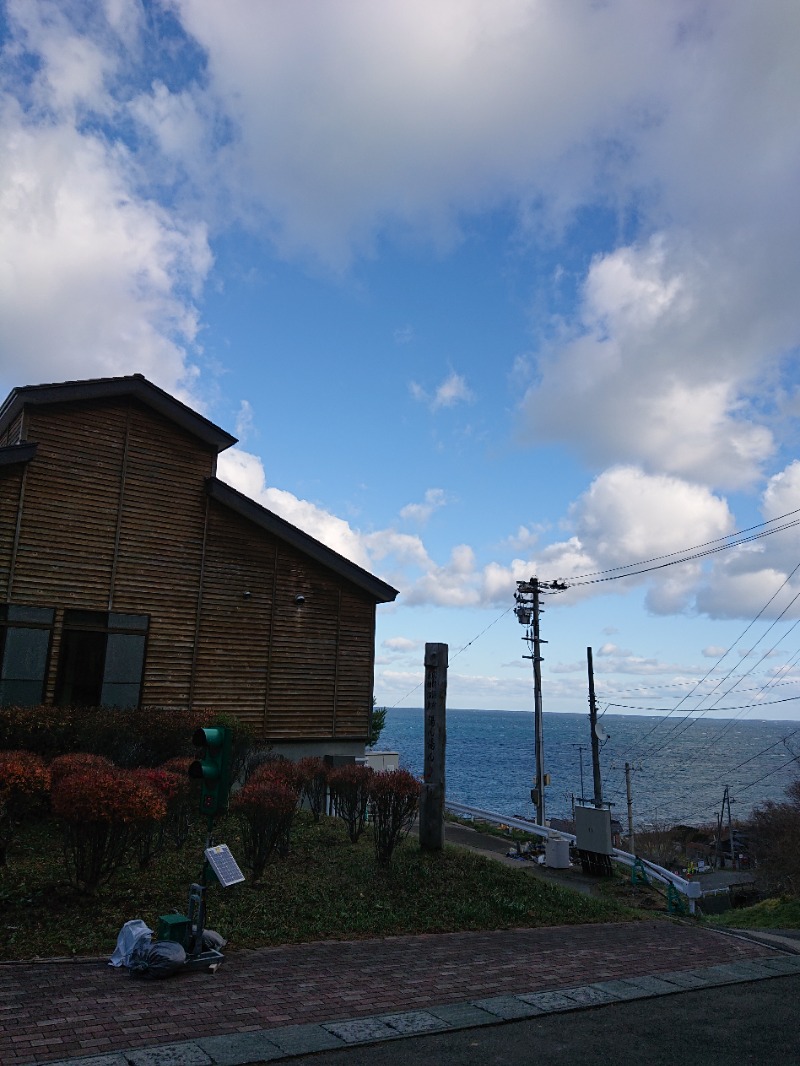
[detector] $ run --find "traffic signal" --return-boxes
[189,726,232,817]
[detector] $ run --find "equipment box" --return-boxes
[575,806,613,855]
[157,914,191,946]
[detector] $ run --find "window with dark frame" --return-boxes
[0,605,54,707]
[55,610,149,708]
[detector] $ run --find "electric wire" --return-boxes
[385,605,513,709]
[552,510,800,585]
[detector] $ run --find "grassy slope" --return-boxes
[0,813,636,960]
[710,897,800,930]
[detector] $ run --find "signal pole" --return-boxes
[515,576,568,827]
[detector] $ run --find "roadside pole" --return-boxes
[419,642,447,851]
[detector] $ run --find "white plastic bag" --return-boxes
[109,919,153,967]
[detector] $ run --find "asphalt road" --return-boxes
[277,973,800,1066]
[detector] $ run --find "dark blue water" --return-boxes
[379,708,800,827]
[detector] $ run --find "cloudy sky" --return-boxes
[2,0,800,722]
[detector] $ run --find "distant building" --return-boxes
[0,374,397,758]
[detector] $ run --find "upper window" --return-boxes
[0,605,54,707]
[55,610,149,708]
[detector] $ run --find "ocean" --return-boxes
[378,707,800,828]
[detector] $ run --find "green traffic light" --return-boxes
[190,724,233,817]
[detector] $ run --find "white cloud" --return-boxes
[400,488,450,524]
[703,646,728,659]
[0,109,211,394]
[170,0,690,265]
[409,371,474,412]
[234,400,255,443]
[217,447,374,570]
[382,636,420,653]
[0,2,211,396]
[572,466,733,567]
[519,235,780,488]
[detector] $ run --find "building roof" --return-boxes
[0,442,38,467]
[0,374,237,453]
[207,478,399,603]
[0,373,398,603]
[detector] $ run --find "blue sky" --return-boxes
[2,1,800,722]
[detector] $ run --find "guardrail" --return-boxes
[444,800,714,914]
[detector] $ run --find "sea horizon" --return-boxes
[378,706,800,827]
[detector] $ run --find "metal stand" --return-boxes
[184,881,224,972]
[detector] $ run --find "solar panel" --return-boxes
[205,844,245,887]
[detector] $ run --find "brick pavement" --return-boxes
[0,920,775,1065]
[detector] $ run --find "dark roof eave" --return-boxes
[0,375,237,453]
[0,442,38,467]
[207,477,399,603]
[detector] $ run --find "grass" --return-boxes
[709,896,800,930]
[0,812,636,960]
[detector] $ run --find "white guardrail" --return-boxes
[444,800,729,916]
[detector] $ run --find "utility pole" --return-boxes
[625,762,635,854]
[726,785,738,871]
[587,647,603,808]
[514,576,568,828]
[573,744,586,802]
[531,579,545,826]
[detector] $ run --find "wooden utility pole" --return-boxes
[587,647,603,808]
[625,762,635,854]
[419,643,447,851]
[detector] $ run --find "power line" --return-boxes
[618,561,800,763]
[552,509,800,585]
[385,604,514,709]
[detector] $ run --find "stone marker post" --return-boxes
[419,642,447,852]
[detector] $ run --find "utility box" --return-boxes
[545,834,570,869]
[157,914,191,946]
[575,806,613,855]
[362,751,399,771]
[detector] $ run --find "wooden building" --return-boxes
[0,374,397,757]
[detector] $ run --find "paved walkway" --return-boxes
[1,919,794,1066]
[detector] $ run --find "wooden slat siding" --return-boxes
[112,403,215,706]
[0,410,23,447]
[0,466,24,597]
[191,498,274,729]
[9,401,129,701]
[12,401,126,610]
[332,588,376,738]
[264,547,341,740]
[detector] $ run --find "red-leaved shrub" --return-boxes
[294,757,329,821]
[52,767,166,893]
[369,769,421,864]
[329,764,374,843]
[249,759,304,796]
[49,753,114,788]
[0,750,50,865]
[231,778,298,880]
[132,768,189,867]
